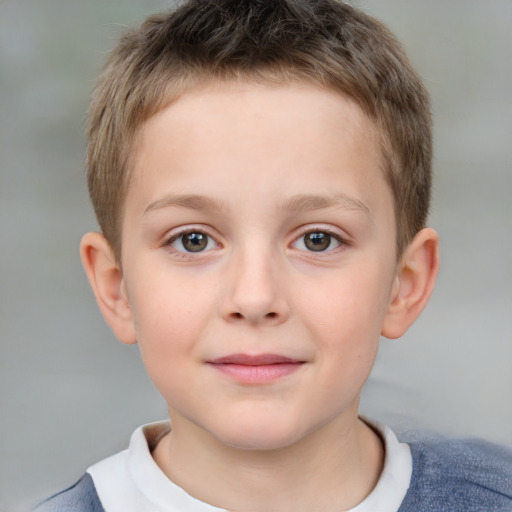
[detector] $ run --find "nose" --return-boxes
[219,247,290,326]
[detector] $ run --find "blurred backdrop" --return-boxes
[1,1,511,510]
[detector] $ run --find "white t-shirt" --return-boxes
[87,420,412,512]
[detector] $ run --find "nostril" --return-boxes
[227,311,279,322]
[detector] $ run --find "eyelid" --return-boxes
[164,225,222,253]
[161,224,349,255]
[290,225,350,253]
[292,224,348,242]
[164,224,216,240]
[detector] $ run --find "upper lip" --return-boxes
[208,353,302,365]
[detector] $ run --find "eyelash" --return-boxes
[291,227,347,254]
[164,226,348,256]
[165,227,219,256]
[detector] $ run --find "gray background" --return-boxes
[1,1,511,510]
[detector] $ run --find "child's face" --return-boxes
[120,83,399,450]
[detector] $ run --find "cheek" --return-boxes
[297,262,395,388]
[129,264,213,335]
[125,271,215,384]
[302,266,391,344]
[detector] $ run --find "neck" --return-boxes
[152,412,384,512]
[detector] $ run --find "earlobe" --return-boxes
[381,228,440,339]
[80,232,137,345]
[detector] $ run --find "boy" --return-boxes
[38,0,512,511]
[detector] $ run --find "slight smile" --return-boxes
[207,354,306,384]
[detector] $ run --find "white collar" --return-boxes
[88,419,411,512]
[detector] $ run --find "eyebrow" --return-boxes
[281,193,370,215]
[143,192,370,216]
[144,194,227,214]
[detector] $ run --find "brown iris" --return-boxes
[181,232,208,252]
[304,232,332,251]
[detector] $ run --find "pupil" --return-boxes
[305,232,330,251]
[183,232,207,252]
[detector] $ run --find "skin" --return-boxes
[81,83,439,511]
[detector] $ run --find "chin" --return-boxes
[210,418,308,452]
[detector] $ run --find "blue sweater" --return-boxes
[397,437,512,511]
[37,437,512,512]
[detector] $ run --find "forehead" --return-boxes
[149,81,380,152]
[126,82,391,222]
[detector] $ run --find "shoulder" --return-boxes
[399,436,512,512]
[35,473,105,512]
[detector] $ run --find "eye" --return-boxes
[293,230,342,252]
[170,231,217,253]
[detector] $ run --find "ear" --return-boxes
[381,227,440,339]
[80,232,137,345]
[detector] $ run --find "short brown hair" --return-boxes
[87,0,432,261]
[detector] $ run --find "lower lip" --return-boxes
[208,362,304,384]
